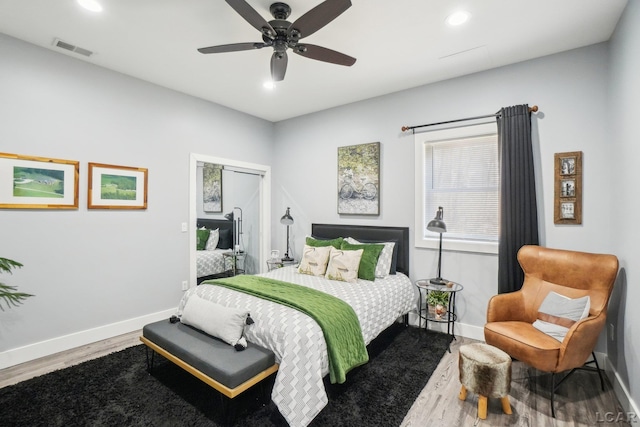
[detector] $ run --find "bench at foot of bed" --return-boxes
[140,320,278,423]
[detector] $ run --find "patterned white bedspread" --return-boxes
[177,267,415,427]
[196,249,231,278]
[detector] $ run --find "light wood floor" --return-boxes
[401,336,630,427]
[0,332,630,426]
[0,330,142,388]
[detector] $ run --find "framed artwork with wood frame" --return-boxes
[554,151,582,224]
[0,152,79,209]
[88,162,148,209]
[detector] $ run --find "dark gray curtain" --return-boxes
[497,104,539,293]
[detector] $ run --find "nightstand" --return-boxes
[415,279,463,351]
[223,252,245,276]
[266,259,297,272]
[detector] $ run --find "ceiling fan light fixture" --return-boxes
[446,10,470,26]
[198,0,355,82]
[77,0,103,13]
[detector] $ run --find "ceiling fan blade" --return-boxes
[198,42,267,54]
[294,44,356,66]
[225,0,275,38]
[271,51,288,82]
[289,0,352,39]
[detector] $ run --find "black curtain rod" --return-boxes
[401,105,538,133]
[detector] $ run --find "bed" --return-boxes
[178,223,414,427]
[196,218,235,284]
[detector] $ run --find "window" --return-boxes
[414,122,499,254]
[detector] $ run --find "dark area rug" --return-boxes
[0,324,451,427]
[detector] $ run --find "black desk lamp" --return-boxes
[224,207,243,253]
[280,207,294,262]
[427,206,447,285]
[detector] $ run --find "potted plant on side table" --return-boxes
[427,290,450,320]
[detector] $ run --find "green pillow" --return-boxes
[196,229,210,250]
[306,236,344,249]
[340,241,384,281]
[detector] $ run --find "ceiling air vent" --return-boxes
[53,38,94,57]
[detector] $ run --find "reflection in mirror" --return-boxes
[197,163,261,271]
[189,153,271,287]
[203,163,222,213]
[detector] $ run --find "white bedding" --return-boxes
[178,266,415,427]
[196,249,231,278]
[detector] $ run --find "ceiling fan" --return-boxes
[198,0,356,82]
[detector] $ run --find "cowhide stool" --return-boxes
[458,343,512,419]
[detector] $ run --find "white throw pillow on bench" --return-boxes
[181,294,252,350]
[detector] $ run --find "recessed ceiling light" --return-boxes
[263,81,276,90]
[446,10,470,26]
[77,0,103,13]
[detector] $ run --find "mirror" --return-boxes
[189,153,271,287]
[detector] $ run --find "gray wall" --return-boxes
[0,33,273,365]
[608,0,640,415]
[272,42,614,340]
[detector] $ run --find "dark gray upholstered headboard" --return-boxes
[311,223,410,276]
[196,218,235,250]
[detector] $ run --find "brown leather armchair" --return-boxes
[484,245,618,417]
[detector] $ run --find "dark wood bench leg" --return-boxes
[258,376,273,404]
[144,346,155,373]
[218,394,238,426]
[259,382,268,405]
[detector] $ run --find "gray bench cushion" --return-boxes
[143,320,275,389]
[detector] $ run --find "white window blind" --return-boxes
[415,122,499,253]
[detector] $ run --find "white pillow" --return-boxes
[325,246,363,283]
[298,244,332,276]
[181,294,251,349]
[532,291,591,342]
[205,228,220,251]
[345,237,395,278]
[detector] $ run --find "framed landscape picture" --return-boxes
[202,162,223,213]
[0,152,79,209]
[88,163,148,209]
[337,142,380,215]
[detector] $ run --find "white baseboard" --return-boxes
[405,314,485,342]
[604,354,640,420]
[0,308,176,370]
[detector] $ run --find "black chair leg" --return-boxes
[548,353,605,418]
[591,351,606,391]
[550,373,556,418]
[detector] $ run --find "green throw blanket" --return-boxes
[205,275,369,384]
